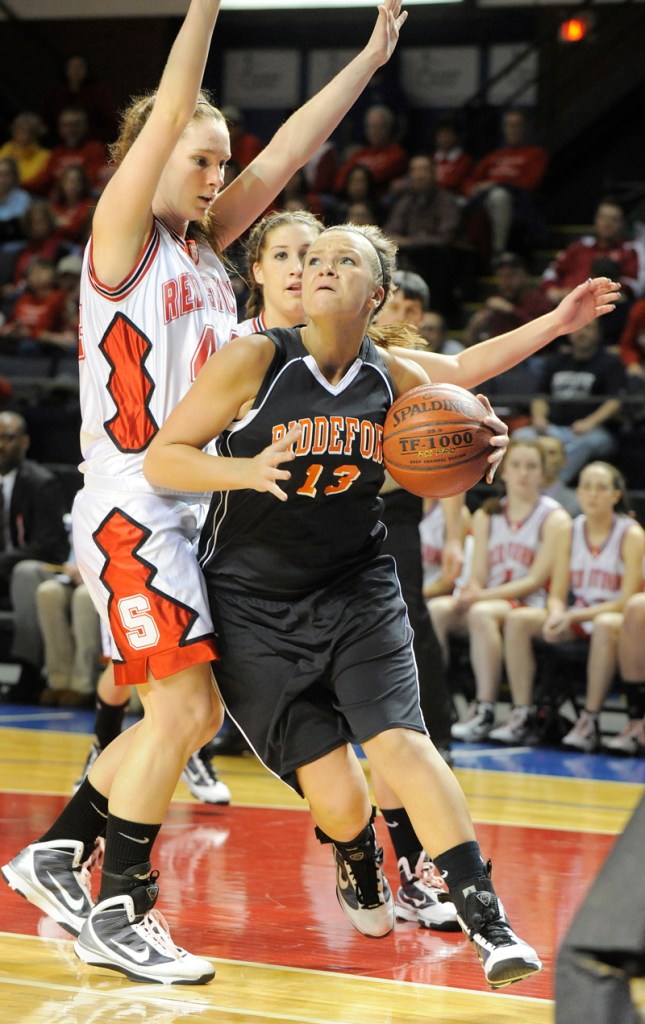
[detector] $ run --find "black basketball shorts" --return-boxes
[208,555,427,793]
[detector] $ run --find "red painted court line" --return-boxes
[0,794,615,998]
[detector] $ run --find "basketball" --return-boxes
[382,383,495,498]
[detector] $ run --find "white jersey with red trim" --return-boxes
[569,514,632,607]
[486,494,560,607]
[231,310,267,339]
[78,217,237,493]
[419,500,444,588]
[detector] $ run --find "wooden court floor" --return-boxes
[1,707,644,1024]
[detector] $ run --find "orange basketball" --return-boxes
[383,383,494,498]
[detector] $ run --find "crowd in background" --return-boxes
[0,55,644,757]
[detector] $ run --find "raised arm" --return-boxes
[393,277,620,390]
[213,0,407,248]
[92,0,223,283]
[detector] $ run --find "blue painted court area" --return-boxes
[0,704,140,735]
[2,704,644,784]
[451,741,645,784]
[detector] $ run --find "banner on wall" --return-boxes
[223,50,301,108]
[488,44,538,105]
[400,47,479,107]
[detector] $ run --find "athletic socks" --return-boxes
[624,681,645,721]
[102,814,161,886]
[433,840,491,919]
[94,695,129,750]
[380,806,422,867]
[38,778,109,861]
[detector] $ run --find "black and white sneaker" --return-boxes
[73,741,103,795]
[395,853,459,932]
[75,869,214,985]
[332,825,395,938]
[1,839,95,936]
[181,746,231,804]
[458,889,543,989]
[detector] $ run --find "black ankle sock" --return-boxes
[103,814,161,878]
[94,695,129,750]
[38,778,108,861]
[380,807,422,867]
[623,681,645,720]
[433,841,491,917]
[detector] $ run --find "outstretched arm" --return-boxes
[394,277,620,390]
[214,0,408,248]
[92,0,223,284]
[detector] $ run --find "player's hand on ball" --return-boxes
[476,394,508,483]
[251,424,301,501]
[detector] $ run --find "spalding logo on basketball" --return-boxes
[383,383,494,498]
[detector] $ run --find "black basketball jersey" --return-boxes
[198,327,396,597]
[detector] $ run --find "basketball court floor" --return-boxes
[1,703,644,1024]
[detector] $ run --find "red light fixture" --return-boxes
[559,15,591,43]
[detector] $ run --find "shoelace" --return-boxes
[136,909,183,961]
[416,854,449,894]
[77,836,105,899]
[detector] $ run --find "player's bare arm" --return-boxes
[144,333,299,500]
[391,277,620,390]
[93,0,223,284]
[213,0,408,249]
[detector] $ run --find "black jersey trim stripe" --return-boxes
[88,225,160,302]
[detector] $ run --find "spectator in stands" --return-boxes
[384,154,461,316]
[536,435,581,517]
[39,108,109,196]
[345,199,381,226]
[0,257,66,353]
[331,162,383,224]
[418,309,464,356]
[221,104,263,169]
[421,497,471,602]
[276,168,326,218]
[49,164,94,246]
[0,113,51,195]
[3,201,67,294]
[37,552,102,708]
[489,462,644,749]
[0,411,69,703]
[0,157,31,246]
[464,252,553,348]
[604,593,645,755]
[302,141,338,197]
[429,440,570,742]
[513,318,626,484]
[543,199,644,303]
[47,54,116,144]
[432,114,473,196]
[376,267,429,328]
[334,103,408,197]
[619,295,645,383]
[464,109,548,260]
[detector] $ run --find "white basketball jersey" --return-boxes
[78,218,237,492]
[232,310,267,338]
[487,494,560,606]
[569,514,631,607]
[420,500,444,588]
